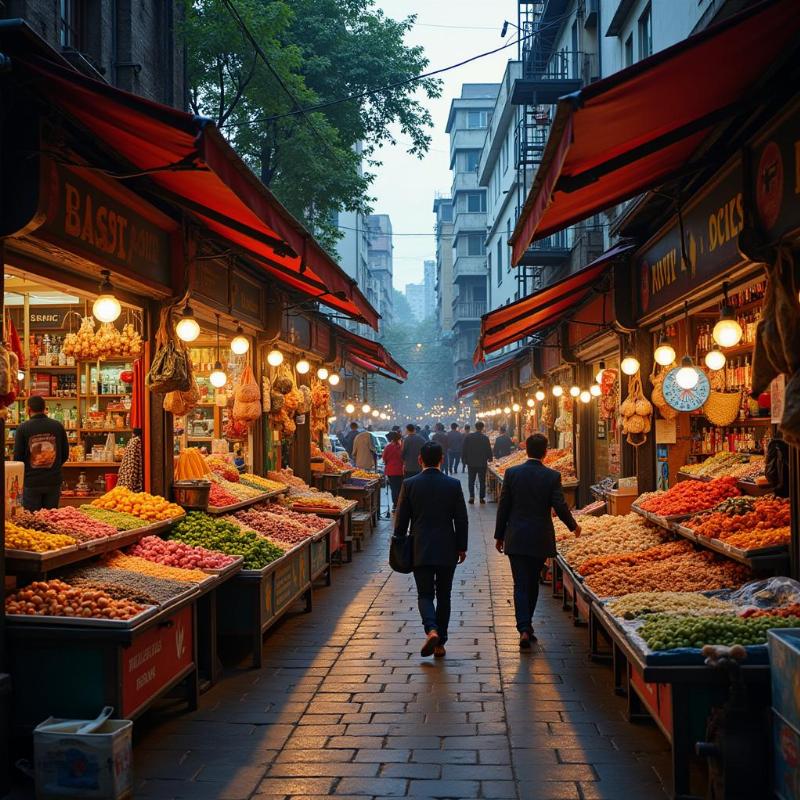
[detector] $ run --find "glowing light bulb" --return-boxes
[503,406,511,414]
[621,355,640,375]
[17,370,25,382]
[328,373,340,386]
[317,367,329,380]
[569,386,580,398]
[267,349,283,367]
[552,385,564,398]
[362,403,371,414]
[175,305,200,343]
[230,326,249,355]
[704,349,726,371]
[371,409,379,418]
[675,355,700,390]
[712,315,743,348]
[512,403,520,412]
[93,294,121,324]
[535,390,545,402]
[595,368,604,384]
[579,390,591,403]
[345,403,355,414]
[527,398,535,408]
[590,384,601,397]
[296,357,310,375]
[209,364,227,388]
[654,342,676,367]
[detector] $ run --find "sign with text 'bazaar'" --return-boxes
[38,159,173,288]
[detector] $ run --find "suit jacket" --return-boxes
[493,434,514,458]
[461,431,493,468]
[394,468,468,567]
[401,433,426,473]
[351,430,376,470]
[494,459,577,558]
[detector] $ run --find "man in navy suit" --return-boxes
[394,441,468,658]
[494,433,580,649]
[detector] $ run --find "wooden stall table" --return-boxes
[312,470,352,496]
[309,520,337,588]
[487,467,502,502]
[290,501,358,563]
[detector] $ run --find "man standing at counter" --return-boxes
[14,395,70,511]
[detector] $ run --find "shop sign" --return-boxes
[273,546,310,612]
[518,359,534,387]
[282,313,312,350]
[121,605,193,717]
[193,259,230,310]
[28,306,75,329]
[637,164,744,318]
[39,161,172,288]
[231,270,264,326]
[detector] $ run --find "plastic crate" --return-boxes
[773,710,800,800]
[769,628,800,732]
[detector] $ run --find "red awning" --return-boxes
[332,324,408,382]
[510,0,800,264]
[456,351,524,398]
[476,245,631,362]
[20,55,379,328]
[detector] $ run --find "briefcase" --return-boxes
[389,534,414,574]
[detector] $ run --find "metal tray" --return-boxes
[5,603,159,629]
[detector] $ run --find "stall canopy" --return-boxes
[510,0,800,264]
[333,324,408,383]
[475,244,631,363]
[456,351,526,399]
[17,49,379,328]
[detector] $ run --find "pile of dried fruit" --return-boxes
[558,515,662,565]
[36,506,117,540]
[5,579,144,619]
[258,503,329,532]
[5,522,75,552]
[267,469,308,489]
[235,508,313,546]
[741,603,800,619]
[92,487,183,521]
[638,476,740,517]
[239,474,287,493]
[606,591,733,620]
[577,540,691,577]
[687,496,790,540]
[104,552,209,583]
[206,456,240,482]
[130,536,236,570]
[680,452,758,478]
[208,483,239,507]
[65,566,191,606]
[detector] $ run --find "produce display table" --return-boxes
[7,593,199,732]
[312,471,352,495]
[206,487,287,515]
[309,521,337,586]
[216,540,313,668]
[554,555,592,628]
[4,516,185,579]
[487,467,501,502]
[562,478,579,508]
[677,471,774,497]
[291,501,357,562]
[589,600,771,800]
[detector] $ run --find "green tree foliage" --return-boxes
[182,0,440,250]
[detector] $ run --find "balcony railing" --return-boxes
[511,48,596,105]
[452,301,487,321]
[514,116,549,169]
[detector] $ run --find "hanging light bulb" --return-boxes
[590,383,602,397]
[17,370,25,382]
[230,323,249,355]
[371,409,379,418]
[595,361,606,384]
[92,269,121,323]
[712,283,743,347]
[653,319,675,366]
[503,406,511,414]
[569,385,580,398]
[267,349,284,367]
[621,353,641,375]
[705,349,727,371]
[208,313,227,388]
[526,398,535,408]
[675,355,700,390]
[328,373,340,386]
[535,390,545,402]
[512,402,520,413]
[362,403,371,414]
[296,355,310,375]
[345,402,355,414]
[175,301,201,342]
[552,385,564,398]
[579,390,591,404]
[317,366,329,381]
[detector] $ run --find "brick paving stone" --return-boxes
[130,477,671,799]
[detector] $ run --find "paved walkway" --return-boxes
[135,476,671,799]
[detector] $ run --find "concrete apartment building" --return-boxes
[1,0,185,108]
[404,282,425,323]
[445,83,499,381]
[423,259,436,323]
[433,197,455,337]
[366,214,394,331]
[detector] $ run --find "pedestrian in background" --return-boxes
[342,421,359,457]
[422,424,431,441]
[352,427,377,471]
[432,423,449,474]
[394,441,468,658]
[402,423,426,478]
[14,395,69,511]
[446,422,463,475]
[494,433,581,649]
[461,424,471,472]
[461,420,493,504]
[383,430,404,512]
[493,425,514,459]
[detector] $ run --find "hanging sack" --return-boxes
[234,364,261,403]
[703,391,741,427]
[389,534,414,574]
[146,305,191,394]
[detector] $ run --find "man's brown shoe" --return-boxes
[421,630,440,657]
[433,645,446,658]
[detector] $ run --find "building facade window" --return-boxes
[496,238,503,286]
[464,150,481,171]
[638,4,653,60]
[440,203,453,222]
[624,33,634,67]
[466,191,486,213]
[457,232,484,257]
[466,110,489,129]
[59,0,83,48]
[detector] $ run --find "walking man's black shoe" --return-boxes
[519,632,532,650]
[480,498,486,504]
[468,498,475,504]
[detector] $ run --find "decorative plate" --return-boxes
[662,367,710,412]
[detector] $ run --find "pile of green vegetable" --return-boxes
[640,612,800,651]
[169,512,284,570]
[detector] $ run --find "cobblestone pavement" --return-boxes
[134,476,671,799]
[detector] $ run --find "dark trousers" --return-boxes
[388,475,403,509]
[413,564,457,643]
[508,554,547,633]
[447,451,461,473]
[22,486,61,511]
[441,452,450,475]
[467,466,486,500]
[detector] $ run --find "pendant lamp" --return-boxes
[208,313,227,388]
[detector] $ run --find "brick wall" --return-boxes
[1,0,185,109]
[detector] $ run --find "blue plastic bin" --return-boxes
[769,629,800,733]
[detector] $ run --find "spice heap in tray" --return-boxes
[680,452,765,480]
[636,476,740,518]
[684,496,790,550]
[311,443,351,474]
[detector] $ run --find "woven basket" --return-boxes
[703,390,741,427]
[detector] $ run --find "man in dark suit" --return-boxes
[461,420,493,504]
[394,441,468,658]
[494,433,581,649]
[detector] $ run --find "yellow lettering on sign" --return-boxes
[64,183,81,237]
[650,248,678,294]
[708,193,743,252]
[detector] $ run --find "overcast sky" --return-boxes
[371,0,518,289]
